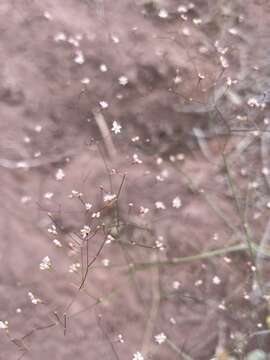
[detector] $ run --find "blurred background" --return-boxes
[1,1,270,359]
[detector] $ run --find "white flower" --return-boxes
[74,50,85,64]
[100,100,108,109]
[118,76,128,86]
[55,168,65,181]
[132,153,142,164]
[213,276,221,285]
[69,263,81,273]
[100,64,108,72]
[80,225,91,238]
[44,192,54,199]
[104,193,117,203]
[53,239,62,247]
[40,256,52,270]
[102,258,110,267]
[154,332,167,344]
[139,206,149,215]
[0,320,8,330]
[133,352,144,360]
[172,196,182,208]
[28,291,42,304]
[111,121,122,134]
[85,202,92,210]
[158,9,168,18]
[155,201,166,210]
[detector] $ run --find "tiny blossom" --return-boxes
[262,167,269,176]
[173,281,181,290]
[156,157,163,165]
[220,55,229,68]
[100,100,108,109]
[155,239,165,251]
[139,206,149,215]
[111,120,122,134]
[169,317,176,325]
[54,32,67,42]
[53,239,62,248]
[213,276,221,285]
[177,5,188,13]
[16,308,22,314]
[132,136,140,142]
[100,64,108,72]
[132,153,143,164]
[102,258,110,267]
[28,291,42,304]
[44,192,54,199]
[182,27,190,36]
[24,136,31,143]
[155,201,166,210]
[118,76,128,86]
[21,196,31,204]
[55,168,65,181]
[174,75,182,84]
[69,190,83,198]
[92,212,101,218]
[133,352,144,360]
[74,50,85,64]
[0,320,8,330]
[81,77,90,84]
[40,256,52,270]
[158,9,168,18]
[69,262,81,273]
[104,193,117,203]
[176,153,185,161]
[34,151,41,158]
[48,224,57,235]
[80,225,91,238]
[85,202,92,210]
[106,234,115,244]
[43,11,52,20]
[172,196,182,209]
[193,18,202,25]
[117,334,124,343]
[195,279,203,286]
[111,34,120,43]
[155,332,167,344]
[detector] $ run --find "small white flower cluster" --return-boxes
[28,291,42,304]
[48,224,57,235]
[55,168,65,181]
[104,193,117,203]
[132,352,144,360]
[247,97,266,109]
[172,196,182,208]
[102,258,110,267]
[132,153,143,164]
[111,120,122,134]
[118,75,128,86]
[80,225,91,239]
[100,100,109,109]
[74,50,85,64]
[154,332,167,344]
[155,201,166,210]
[85,202,92,211]
[139,206,149,215]
[0,320,8,330]
[40,256,52,270]
[53,239,62,248]
[44,192,54,199]
[69,262,81,273]
[69,190,83,198]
